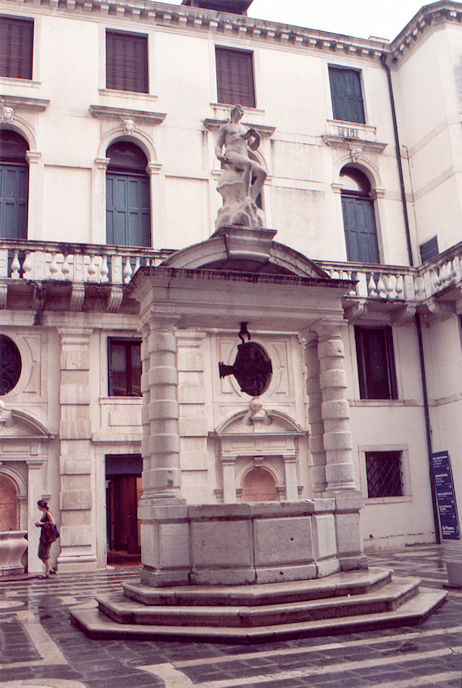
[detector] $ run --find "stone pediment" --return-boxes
[162,227,329,279]
[0,408,55,441]
[214,406,305,437]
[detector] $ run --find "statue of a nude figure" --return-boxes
[215,104,267,203]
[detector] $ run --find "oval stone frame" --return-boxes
[0,336,22,395]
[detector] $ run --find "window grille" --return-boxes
[366,451,403,498]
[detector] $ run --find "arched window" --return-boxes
[0,130,29,239]
[106,141,151,247]
[0,474,20,530]
[340,166,379,264]
[241,467,278,502]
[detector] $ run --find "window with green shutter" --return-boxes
[329,66,365,124]
[216,47,255,107]
[106,30,148,93]
[0,130,28,240]
[0,16,33,80]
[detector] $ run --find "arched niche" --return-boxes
[0,473,20,530]
[212,408,306,503]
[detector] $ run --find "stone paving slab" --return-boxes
[0,547,461,687]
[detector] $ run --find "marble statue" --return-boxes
[214,104,266,229]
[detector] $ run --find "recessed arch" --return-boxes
[97,127,158,165]
[0,472,20,530]
[241,466,279,502]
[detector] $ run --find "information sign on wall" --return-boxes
[431,451,460,540]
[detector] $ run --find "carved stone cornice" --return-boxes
[89,105,166,126]
[0,95,49,113]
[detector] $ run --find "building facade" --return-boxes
[0,0,461,572]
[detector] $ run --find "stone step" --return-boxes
[122,566,392,607]
[70,587,447,642]
[97,576,420,628]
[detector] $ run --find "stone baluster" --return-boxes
[11,250,20,279]
[316,323,356,492]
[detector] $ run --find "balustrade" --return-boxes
[2,239,462,306]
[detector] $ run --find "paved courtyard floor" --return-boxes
[1,544,462,687]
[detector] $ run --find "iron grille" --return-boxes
[366,451,403,498]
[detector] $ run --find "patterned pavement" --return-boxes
[1,545,462,687]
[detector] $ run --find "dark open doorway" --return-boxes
[105,454,142,567]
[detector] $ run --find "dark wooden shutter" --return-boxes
[216,47,255,107]
[106,173,151,247]
[329,67,365,124]
[0,164,28,239]
[419,236,439,263]
[342,195,379,263]
[0,17,33,79]
[106,31,148,93]
[355,326,397,400]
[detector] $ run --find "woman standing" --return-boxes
[35,499,57,579]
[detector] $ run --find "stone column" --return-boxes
[303,333,327,492]
[316,323,367,570]
[137,312,190,587]
[56,328,96,571]
[140,314,183,502]
[317,323,356,491]
[283,455,299,501]
[27,459,44,573]
[221,458,236,503]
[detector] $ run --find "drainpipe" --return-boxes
[380,54,441,543]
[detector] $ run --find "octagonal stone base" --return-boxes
[139,497,367,588]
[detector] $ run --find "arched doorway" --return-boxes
[0,130,29,239]
[241,467,278,502]
[340,165,379,263]
[106,140,151,247]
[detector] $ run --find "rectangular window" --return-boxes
[329,66,365,124]
[419,236,439,263]
[365,450,403,498]
[108,338,141,396]
[216,47,255,108]
[355,325,397,400]
[0,16,33,80]
[106,30,148,93]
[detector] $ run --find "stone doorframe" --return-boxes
[211,408,306,503]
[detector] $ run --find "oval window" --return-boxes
[0,336,22,395]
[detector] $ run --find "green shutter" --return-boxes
[0,164,28,239]
[329,67,365,124]
[106,173,151,247]
[342,196,379,263]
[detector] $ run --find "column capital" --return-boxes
[140,307,180,331]
[313,320,348,341]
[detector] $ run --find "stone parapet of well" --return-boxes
[139,497,366,588]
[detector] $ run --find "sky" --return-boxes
[163,0,428,41]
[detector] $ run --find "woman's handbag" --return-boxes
[52,524,60,540]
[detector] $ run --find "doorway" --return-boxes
[105,454,142,566]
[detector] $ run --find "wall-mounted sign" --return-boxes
[431,451,460,540]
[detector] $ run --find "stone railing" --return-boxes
[1,238,462,304]
[319,241,462,302]
[0,240,174,285]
